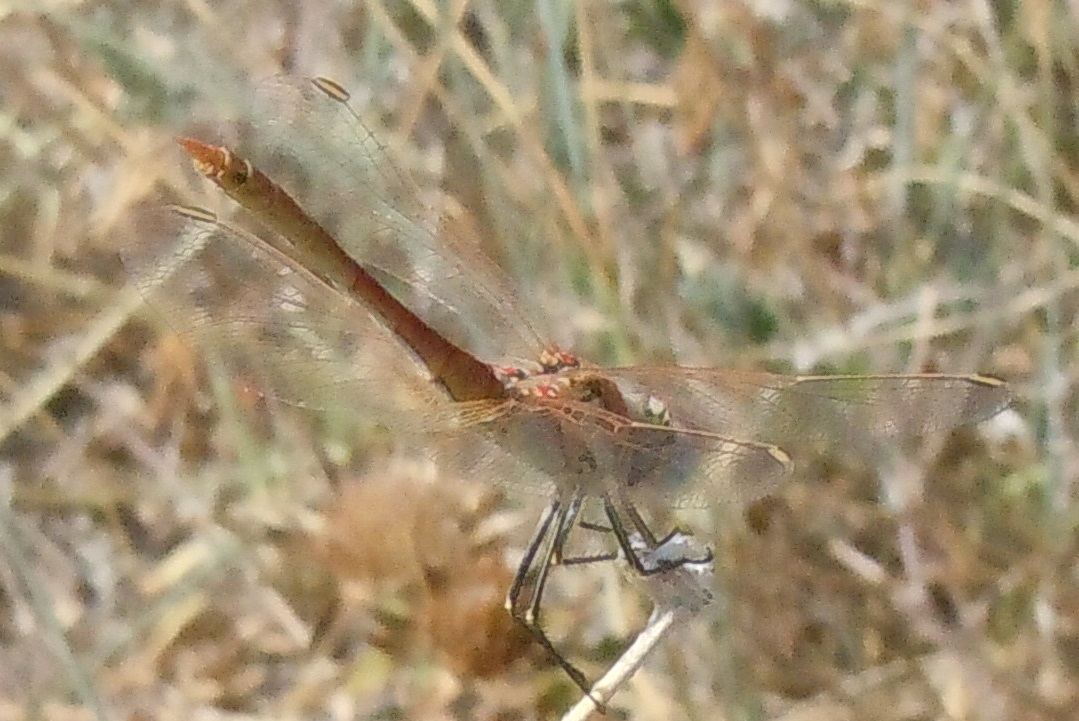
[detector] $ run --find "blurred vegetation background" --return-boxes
[0,0,1064,719]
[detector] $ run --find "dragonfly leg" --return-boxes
[558,549,621,567]
[554,514,624,567]
[506,495,602,705]
[603,497,714,576]
[505,496,581,614]
[626,503,714,566]
[621,502,659,547]
[575,519,613,533]
[558,504,715,570]
[506,499,560,609]
[548,494,584,566]
[522,496,582,618]
[550,508,624,567]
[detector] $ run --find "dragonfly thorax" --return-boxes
[506,373,576,400]
[492,348,674,427]
[502,368,674,429]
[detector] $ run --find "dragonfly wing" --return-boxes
[232,76,544,363]
[419,399,563,499]
[597,367,1010,453]
[122,206,448,428]
[611,422,794,508]
[423,398,794,508]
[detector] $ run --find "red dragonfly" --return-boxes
[127,76,1010,695]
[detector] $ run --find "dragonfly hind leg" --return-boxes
[505,496,605,706]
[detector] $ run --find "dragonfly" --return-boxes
[126,76,1011,698]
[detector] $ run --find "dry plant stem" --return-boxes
[560,605,681,721]
[559,513,714,716]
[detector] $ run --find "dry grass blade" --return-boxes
[1,2,1058,720]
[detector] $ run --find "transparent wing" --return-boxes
[122,208,1006,508]
[122,205,450,425]
[425,397,794,508]
[595,367,1011,455]
[123,208,791,507]
[232,75,545,364]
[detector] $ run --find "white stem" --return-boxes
[560,605,681,721]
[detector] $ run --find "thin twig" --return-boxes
[561,530,715,720]
[561,605,681,721]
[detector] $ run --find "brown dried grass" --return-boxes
[0,1,1065,719]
